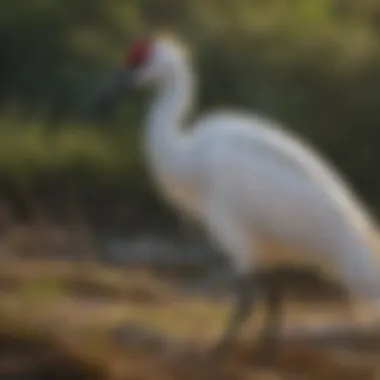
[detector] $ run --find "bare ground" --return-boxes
[0,258,379,379]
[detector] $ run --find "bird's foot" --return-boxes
[208,336,238,361]
[256,331,280,368]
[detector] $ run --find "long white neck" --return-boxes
[143,60,195,181]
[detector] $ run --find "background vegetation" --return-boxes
[2,0,380,237]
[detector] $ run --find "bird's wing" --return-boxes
[193,112,380,294]
[200,111,377,243]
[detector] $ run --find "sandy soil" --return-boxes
[0,258,379,379]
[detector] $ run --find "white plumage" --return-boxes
[131,35,380,298]
[99,33,380,350]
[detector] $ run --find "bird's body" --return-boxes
[158,110,379,292]
[96,34,380,355]
[138,37,380,301]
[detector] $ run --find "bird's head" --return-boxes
[89,34,190,118]
[125,34,190,88]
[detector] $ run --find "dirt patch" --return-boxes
[0,330,378,380]
[0,332,103,379]
[0,258,379,379]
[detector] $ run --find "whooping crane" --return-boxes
[92,33,380,356]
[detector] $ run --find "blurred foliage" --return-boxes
[1,0,380,231]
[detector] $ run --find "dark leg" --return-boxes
[212,273,258,356]
[258,273,283,365]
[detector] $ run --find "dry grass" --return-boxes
[0,257,379,379]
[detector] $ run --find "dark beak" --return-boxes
[84,67,135,121]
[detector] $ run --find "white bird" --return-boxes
[94,33,380,354]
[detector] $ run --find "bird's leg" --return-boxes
[258,271,284,365]
[212,272,258,356]
[203,203,257,357]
